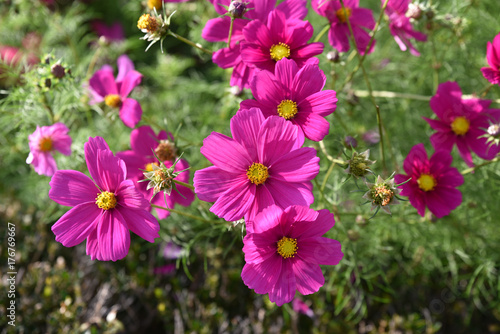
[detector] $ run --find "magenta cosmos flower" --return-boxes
[204,0,308,89]
[240,58,337,141]
[88,55,143,128]
[91,21,125,43]
[384,0,427,56]
[241,10,324,73]
[116,126,194,220]
[193,108,319,230]
[481,32,500,84]
[26,123,72,177]
[395,144,463,218]
[423,81,500,167]
[49,137,160,261]
[241,205,343,306]
[312,0,375,55]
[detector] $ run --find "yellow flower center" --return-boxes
[147,0,162,10]
[246,163,269,185]
[277,100,298,120]
[95,191,117,210]
[417,174,437,192]
[137,14,159,33]
[450,116,470,136]
[277,236,298,259]
[336,7,352,23]
[155,140,177,161]
[145,162,159,172]
[104,94,122,108]
[39,137,53,152]
[270,42,291,61]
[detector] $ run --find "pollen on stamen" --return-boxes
[277,100,298,120]
[104,94,122,108]
[270,42,291,61]
[417,174,437,192]
[39,137,53,152]
[336,7,352,23]
[95,191,117,210]
[277,236,298,259]
[246,162,269,185]
[450,116,470,136]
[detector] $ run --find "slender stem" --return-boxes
[338,0,389,91]
[227,17,234,47]
[168,31,213,55]
[174,179,194,190]
[318,140,346,166]
[151,204,218,223]
[461,156,499,175]
[314,23,331,43]
[321,161,336,192]
[86,45,102,79]
[427,17,440,91]
[340,0,387,172]
[480,83,495,98]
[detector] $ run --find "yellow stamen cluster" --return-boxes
[155,140,177,162]
[148,0,162,10]
[336,7,352,23]
[270,42,291,61]
[277,236,298,259]
[372,185,394,207]
[104,94,122,108]
[145,162,159,172]
[246,163,269,185]
[95,191,117,210]
[450,116,470,136]
[277,100,298,120]
[417,174,437,192]
[39,137,53,152]
[137,14,159,33]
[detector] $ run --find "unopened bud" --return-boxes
[345,150,375,179]
[51,64,66,79]
[228,1,249,19]
[344,136,358,149]
[327,50,340,63]
[406,3,423,20]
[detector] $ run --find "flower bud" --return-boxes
[344,136,358,149]
[228,1,249,19]
[345,150,375,179]
[327,50,340,63]
[51,64,66,79]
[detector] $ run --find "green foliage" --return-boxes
[1,0,500,333]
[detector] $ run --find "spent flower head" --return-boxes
[137,8,175,52]
[344,149,375,179]
[362,174,402,215]
[142,154,189,199]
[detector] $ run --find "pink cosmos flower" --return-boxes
[292,298,314,317]
[394,143,463,218]
[49,137,160,261]
[204,0,308,89]
[91,21,125,42]
[26,123,72,177]
[239,58,337,141]
[88,55,143,128]
[481,32,500,84]
[153,241,183,276]
[193,108,319,231]
[241,205,343,306]
[312,0,376,55]
[241,10,324,73]
[384,0,427,56]
[116,126,194,220]
[423,81,500,167]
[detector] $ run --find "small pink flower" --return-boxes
[193,108,319,231]
[116,126,194,220]
[423,81,500,167]
[88,55,143,128]
[240,58,337,141]
[49,137,160,261]
[26,123,72,177]
[312,0,376,55]
[91,21,125,42]
[292,298,314,318]
[241,10,324,73]
[395,144,463,218]
[481,32,500,84]
[204,0,308,89]
[241,205,343,306]
[384,0,427,56]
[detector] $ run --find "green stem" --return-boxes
[227,18,234,47]
[461,156,500,175]
[86,45,102,79]
[151,204,217,223]
[480,83,495,98]
[168,31,213,55]
[353,90,431,101]
[314,23,331,43]
[174,179,195,190]
[318,140,346,166]
[321,161,336,192]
